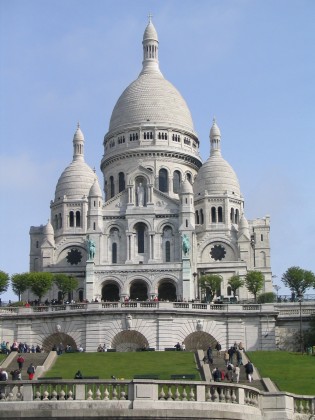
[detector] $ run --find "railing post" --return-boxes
[237,387,245,404]
[75,383,85,400]
[23,383,33,401]
[196,384,205,401]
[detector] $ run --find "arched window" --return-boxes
[119,172,125,192]
[211,207,216,223]
[93,222,96,230]
[173,170,181,193]
[110,176,115,198]
[159,168,168,193]
[54,215,58,230]
[69,211,74,227]
[75,211,80,227]
[200,209,204,224]
[195,210,200,224]
[165,241,171,262]
[218,207,223,223]
[112,243,117,263]
[79,289,84,302]
[137,223,145,254]
[186,173,192,184]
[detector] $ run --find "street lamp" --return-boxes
[273,285,281,301]
[297,293,303,353]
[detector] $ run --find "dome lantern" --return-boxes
[210,118,221,156]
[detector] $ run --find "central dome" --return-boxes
[109,72,195,133]
[107,19,195,136]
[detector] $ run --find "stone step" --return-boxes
[6,352,49,379]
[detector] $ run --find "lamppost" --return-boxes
[297,293,303,353]
[273,285,281,301]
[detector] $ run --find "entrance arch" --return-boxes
[183,332,217,351]
[129,280,148,301]
[158,281,177,301]
[42,332,77,352]
[102,282,120,302]
[112,331,149,352]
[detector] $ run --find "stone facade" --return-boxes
[27,18,272,306]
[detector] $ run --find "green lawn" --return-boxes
[45,351,200,380]
[247,351,315,395]
[0,354,7,364]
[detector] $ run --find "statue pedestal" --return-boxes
[182,257,192,301]
[85,261,95,302]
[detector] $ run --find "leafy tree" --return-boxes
[228,275,244,297]
[257,292,277,304]
[0,271,9,295]
[11,273,31,301]
[199,274,222,303]
[281,266,315,297]
[53,274,79,301]
[303,315,315,348]
[245,271,264,302]
[28,272,53,302]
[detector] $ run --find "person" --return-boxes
[236,349,243,366]
[228,346,235,364]
[10,369,21,380]
[226,363,234,382]
[233,365,240,384]
[174,342,181,351]
[206,346,213,364]
[27,363,36,380]
[0,369,8,381]
[215,342,222,357]
[17,355,25,369]
[181,342,186,351]
[77,344,84,352]
[244,360,254,382]
[224,350,229,367]
[137,182,144,206]
[74,370,83,379]
[212,367,221,382]
[97,344,104,352]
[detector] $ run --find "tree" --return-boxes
[11,273,31,301]
[228,275,244,297]
[53,274,79,301]
[281,266,315,297]
[257,292,277,304]
[28,272,53,302]
[199,274,222,303]
[245,271,264,302]
[0,271,9,295]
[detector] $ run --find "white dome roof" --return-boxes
[89,178,103,197]
[180,179,193,194]
[55,160,96,200]
[193,154,240,197]
[109,73,195,133]
[107,19,195,136]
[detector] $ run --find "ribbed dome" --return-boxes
[108,73,195,133]
[193,154,240,197]
[55,160,96,200]
[107,19,195,135]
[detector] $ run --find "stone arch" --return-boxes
[129,279,148,301]
[183,331,217,351]
[42,332,77,352]
[112,330,149,352]
[102,281,120,302]
[158,279,177,301]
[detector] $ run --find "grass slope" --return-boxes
[45,352,200,380]
[247,351,315,395]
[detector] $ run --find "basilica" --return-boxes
[28,18,272,304]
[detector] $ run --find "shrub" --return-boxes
[257,292,276,303]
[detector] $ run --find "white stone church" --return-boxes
[28,18,273,305]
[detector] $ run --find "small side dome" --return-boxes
[143,19,158,41]
[238,213,250,239]
[55,161,96,200]
[89,177,103,197]
[73,124,84,142]
[210,118,221,139]
[180,179,193,194]
[43,220,54,236]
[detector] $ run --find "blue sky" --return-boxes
[1,0,314,301]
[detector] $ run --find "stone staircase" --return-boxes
[4,352,49,380]
[202,351,268,392]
